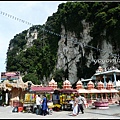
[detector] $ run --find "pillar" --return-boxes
[84,93,86,98]
[105,93,107,99]
[95,93,97,99]
[113,72,117,87]
[101,93,103,100]
[103,75,106,88]
[90,93,92,100]
[110,93,112,99]
[110,76,112,82]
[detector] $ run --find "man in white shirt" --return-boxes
[78,94,85,114]
[36,94,42,115]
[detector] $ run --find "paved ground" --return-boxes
[0,104,120,119]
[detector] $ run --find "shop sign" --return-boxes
[1,71,20,80]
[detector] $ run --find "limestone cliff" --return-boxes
[6,2,120,86]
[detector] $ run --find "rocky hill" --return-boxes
[6,2,120,87]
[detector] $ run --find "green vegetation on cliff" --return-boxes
[6,2,120,86]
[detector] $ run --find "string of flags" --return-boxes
[0,10,120,58]
[0,11,64,38]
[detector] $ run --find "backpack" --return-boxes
[12,107,18,112]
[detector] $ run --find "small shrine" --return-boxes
[87,80,94,90]
[106,81,113,90]
[97,81,104,90]
[97,81,108,100]
[48,78,57,90]
[87,81,96,104]
[62,79,72,89]
[76,80,88,97]
[76,80,83,89]
[106,81,119,104]
[86,81,99,100]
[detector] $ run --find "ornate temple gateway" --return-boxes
[0,68,120,110]
[0,75,32,106]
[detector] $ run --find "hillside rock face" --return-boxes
[7,21,119,85]
[6,2,120,86]
[11,21,117,85]
[26,29,38,48]
[56,20,115,84]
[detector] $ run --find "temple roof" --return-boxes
[0,76,33,91]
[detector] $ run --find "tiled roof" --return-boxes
[31,86,54,92]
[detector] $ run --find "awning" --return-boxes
[31,86,54,93]
[60,88,78,94]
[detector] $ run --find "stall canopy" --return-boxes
[60,88,78,94]
[31,86,54,93]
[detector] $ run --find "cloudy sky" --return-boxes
[0,1,66,79]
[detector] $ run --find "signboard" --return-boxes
[1,71,20,80]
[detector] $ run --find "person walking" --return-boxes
[41,94,48,116]
[36,94,42,115]
[78,94,85,114]
[72,96,79,116]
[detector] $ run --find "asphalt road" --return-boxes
[0,104,120,119]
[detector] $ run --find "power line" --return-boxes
[0,10,120,58]
[0,10,63,38]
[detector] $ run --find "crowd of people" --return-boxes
[35,93,86,116]
[36,94,48,116]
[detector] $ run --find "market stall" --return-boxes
[60,79,78,110]
[23,92,36,113]
[30,85,55,113]
[59,88,78,111]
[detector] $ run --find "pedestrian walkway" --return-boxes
[0,104,120,119]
